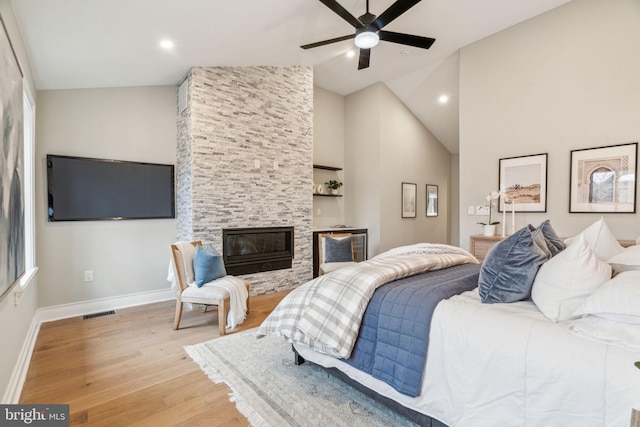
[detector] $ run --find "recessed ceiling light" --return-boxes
[160,40,174,49]
[346,50,355,58]
[438,95,449,104]
[401,49,410,56]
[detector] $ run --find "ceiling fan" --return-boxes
[301,0,436,70]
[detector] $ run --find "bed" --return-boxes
[257,220,640,427]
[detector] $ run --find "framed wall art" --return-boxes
[401,182,417,218]
[569,142,637,213]
[0,13,25,301]
[498,153,547,212]
[426,184,438,217]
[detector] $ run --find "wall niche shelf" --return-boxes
[313,164,343,197]
[314,193,343,197]
[313,164,342,171]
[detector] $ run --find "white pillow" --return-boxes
[607,245,640,273]
[564,216,624,261]
[574,270,640,322]
[531,235,612,322]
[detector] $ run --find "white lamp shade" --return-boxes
[355,31,379,49]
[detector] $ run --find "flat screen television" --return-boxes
[47,154,175,221]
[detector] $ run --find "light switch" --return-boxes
[467,206,475,215]
[254,159,260,169]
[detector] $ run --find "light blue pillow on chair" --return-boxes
[194,245,226,287]
[479,225,551,303]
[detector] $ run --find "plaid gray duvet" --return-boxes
[256,244,478,358]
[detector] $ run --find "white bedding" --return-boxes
[296,288,640,427]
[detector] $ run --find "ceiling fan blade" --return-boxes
[379,30,435,49]
[358,48,371,70]
[300,34,355,49]
[319,0,363,29]
[372,0,421,30]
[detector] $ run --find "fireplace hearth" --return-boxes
[223,227,294,275]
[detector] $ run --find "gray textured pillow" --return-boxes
[538,219,565,256]
[479,225,551,303]
[324,237,353,263]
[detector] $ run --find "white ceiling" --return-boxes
[10,0,572,153]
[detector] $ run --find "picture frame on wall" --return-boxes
[426,184,438,217]
[498,153,548,212]
[401,182,417,218]
[0,13,25,301]
[569,142,637,213]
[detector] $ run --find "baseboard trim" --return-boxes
[2,311,41,404]
[38,288,176,323]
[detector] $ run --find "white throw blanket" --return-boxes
[257,244,478,358]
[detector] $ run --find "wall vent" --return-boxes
[83,310,115,320]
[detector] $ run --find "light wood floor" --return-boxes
[20,291,290,426]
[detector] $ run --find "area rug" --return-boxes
[185,328,417,427]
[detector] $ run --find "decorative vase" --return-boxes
[330,189,338,195]
[483,224,497,236]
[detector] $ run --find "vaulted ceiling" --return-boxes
[10,0,572,153]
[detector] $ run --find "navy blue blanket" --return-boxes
[345,263,480,397]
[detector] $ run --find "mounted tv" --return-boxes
[47,154,175,221]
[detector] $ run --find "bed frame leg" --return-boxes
[292,345,305,365]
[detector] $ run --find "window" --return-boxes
[15,90,37,303]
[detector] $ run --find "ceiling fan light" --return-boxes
[355,31,379,49]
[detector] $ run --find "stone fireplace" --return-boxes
[176,66,314,295]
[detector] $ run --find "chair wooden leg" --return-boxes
[173,300,184,330]
[245,281,250,315]
[218,298,229,336]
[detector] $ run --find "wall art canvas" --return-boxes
[499,153,547,212]
[401,182,417,218]
[0,14,25,300]
[570,143,637,213]
[426,184,438,217]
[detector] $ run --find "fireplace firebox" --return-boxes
[222,227,294,275]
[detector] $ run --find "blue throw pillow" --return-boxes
[537,219,565,257]
[478,225,551,303]
[193,245,226,287]
[324,237,353,263]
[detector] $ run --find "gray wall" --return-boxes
[0,0,38,401]
[313,86,346,228]
[459,0,640,249]
[176,66,314,295]
[345,83,452,256]
[35,87,177,307]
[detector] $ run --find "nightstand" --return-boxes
[469,234,507,262]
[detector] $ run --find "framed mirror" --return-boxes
[426,185,438,217]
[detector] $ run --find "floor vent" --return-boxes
[83,310,115,320]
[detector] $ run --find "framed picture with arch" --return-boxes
[569,142,637,213]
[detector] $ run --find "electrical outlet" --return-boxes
[467,206,475,215]
[254,159,260,169]
[476,206,490,216]
[273,160,279,170]
[84,270,94,282]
